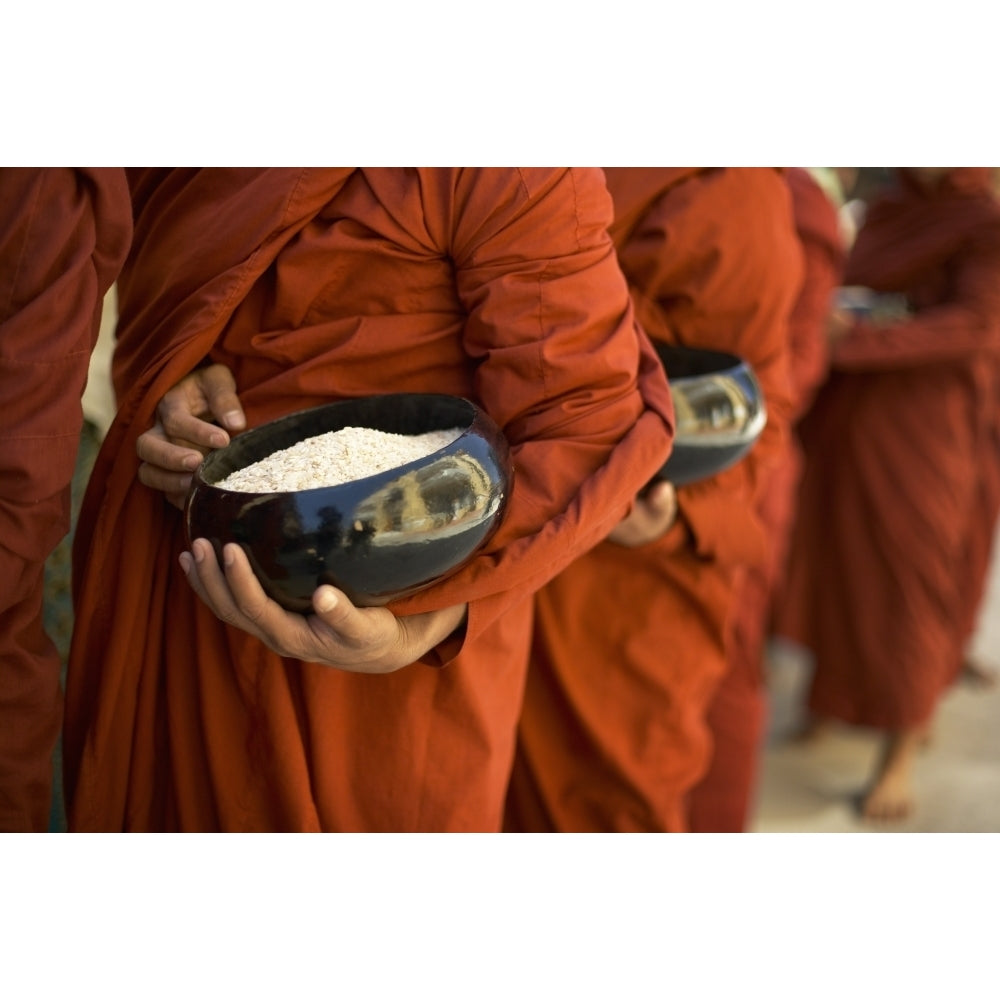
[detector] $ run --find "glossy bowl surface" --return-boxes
[654,344,767,485]
[185,393,512,612]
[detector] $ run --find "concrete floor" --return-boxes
[750,534,1000,834]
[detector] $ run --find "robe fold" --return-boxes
[0,168,131,831]
[778,167,1000,730]
[687,167,846,832]
[504,168,802,832]
[65,167,675,832]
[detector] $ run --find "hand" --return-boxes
[607,479,679,548]
[178,538,469,674]
[826,308,855,347]
[137,364,247,509]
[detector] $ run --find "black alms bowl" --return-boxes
[185,393,513,612]
[654,344,767,486]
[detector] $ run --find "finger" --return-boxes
[218,543,321,656]
[185,538,268,642]
[644,479,677,513]
[159,395,232,451]
[136,423,204,473]
[309,586,402,666]
[200,364,247,432]
[311,586,373,644]
[166,489,190,511]
[137,462,193,507]
[218,543,278,628]
[179,545,226,619]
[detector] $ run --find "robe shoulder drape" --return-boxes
[65,167,674,832]
[0,168,131,831]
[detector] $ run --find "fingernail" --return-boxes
[179,552,193,574]
[316,588,337,613]
[209,430,229,449]
[223,410,246,431]
[181,453,201,471]
[193,541,205,564]
[223,544,235,567]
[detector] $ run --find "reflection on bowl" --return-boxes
[185,393,512,612]
[654,344,767,485]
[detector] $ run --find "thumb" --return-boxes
[645,479,677,512]
[312,585,371,642]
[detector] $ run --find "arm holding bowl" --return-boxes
[139,367,470,673]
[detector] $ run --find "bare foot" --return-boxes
[962,657,998,690]
[861,729,922,823]
[862,769,914,822]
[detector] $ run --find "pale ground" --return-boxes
[750,525,1000,833]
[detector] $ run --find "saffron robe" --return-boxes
[778,167,1000,729]
[504,168,802,832]
[687,167,846,831]
[0,168,131,831]
[64,168,675,832]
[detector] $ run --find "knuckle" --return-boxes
[160,412,186,438]
[157,395,180,422]
[207,363,234,388]
[238,599,266,626]
[288,640,314,664]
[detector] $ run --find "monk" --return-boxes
[63,168,675,832]
[0,168,131,832]
[778,167,1000,822]
[686,167,848,831]
[504,168,803,833]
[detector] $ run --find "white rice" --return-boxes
[214,425,464,493]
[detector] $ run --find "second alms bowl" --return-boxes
[184,393,513,612]
[654,343,767,486]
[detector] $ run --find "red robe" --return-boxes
[687,168,846,831]
[0,168,131,831]
[504,168,802,832]
[778,168,1000,729]
[64,168,675,832]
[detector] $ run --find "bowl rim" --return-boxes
[653,344,750,384]
[193,393,490,499]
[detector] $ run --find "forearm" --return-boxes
[393,169,674,647]
[833,306,1000,371]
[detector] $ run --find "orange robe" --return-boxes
[779,168,1000,730]
[687,168,846,831]
[504,168,802,832]
[0,168,131,831]
[64,168,675,832]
